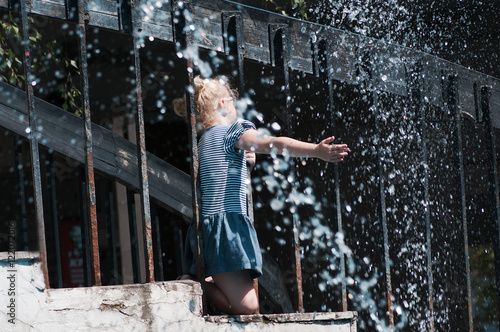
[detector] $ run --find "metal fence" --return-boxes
[1,0,500,330]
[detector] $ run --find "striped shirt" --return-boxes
[198,120,256,216]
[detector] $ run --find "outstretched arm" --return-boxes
[235,128,350,163]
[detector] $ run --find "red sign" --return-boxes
[59,220,84,287]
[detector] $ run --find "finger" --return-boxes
[329,145,349,153]
[328,149,349,159]
[331,145,350,152]
[321,136,335,145]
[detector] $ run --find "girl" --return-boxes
[174,76,349,315]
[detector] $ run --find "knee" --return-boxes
[233,295,259,315]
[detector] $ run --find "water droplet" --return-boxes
[271,122,281,131]
[271,198,284,211]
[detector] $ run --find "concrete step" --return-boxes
[205,312,357,331]
[1,252,357,331]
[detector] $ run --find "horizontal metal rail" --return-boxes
[1,0,498,117]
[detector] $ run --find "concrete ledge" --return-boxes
[1,252,357,331]
[206,312,357,332]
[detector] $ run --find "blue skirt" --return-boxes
[183,212,263,279]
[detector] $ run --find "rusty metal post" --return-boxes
[19,0,50,289]
[76,0,101,286]
[372,90,394,328]
[186,58,208,312]
[131,0,155,283]
[446,74,473,331]
[175,0,207,313]
[316,38,347,312]
[407,60,434,331]
[269,23,304,312]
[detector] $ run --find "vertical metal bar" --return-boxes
[481,85,500,325]
[270,24,303,312]
[19,0,50,289]
[407,61,434,331]
[332,110,347,311]
[131,0,154,283]
[372,90,394,328]
[176,0,207,314]
[186,59,208,312]
[446,74,473,331]
[284,29,303,314]
[76,0,101,286]
[105,179,120,285]
[318,39,347,311]
[223,11,259,307]
[151,205,164,281]
[127,188,142,283]
[14,136,28,251]
[46,151,63,288]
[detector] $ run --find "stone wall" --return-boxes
[0,252,356,332]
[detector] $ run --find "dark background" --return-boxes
[240,0,500,79]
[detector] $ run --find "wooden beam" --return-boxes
[0,81,193,220]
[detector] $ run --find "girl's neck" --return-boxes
[217,116,235,126]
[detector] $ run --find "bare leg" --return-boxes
[206,270,259,315]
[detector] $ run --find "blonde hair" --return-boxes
[173,76,236,130]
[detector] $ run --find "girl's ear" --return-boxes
[218,98,227,116]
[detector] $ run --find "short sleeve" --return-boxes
[224,120,256,156]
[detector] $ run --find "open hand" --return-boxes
[315,136,350,163]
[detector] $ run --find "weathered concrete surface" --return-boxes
[1,252,357,332]
[206,312,357,331]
